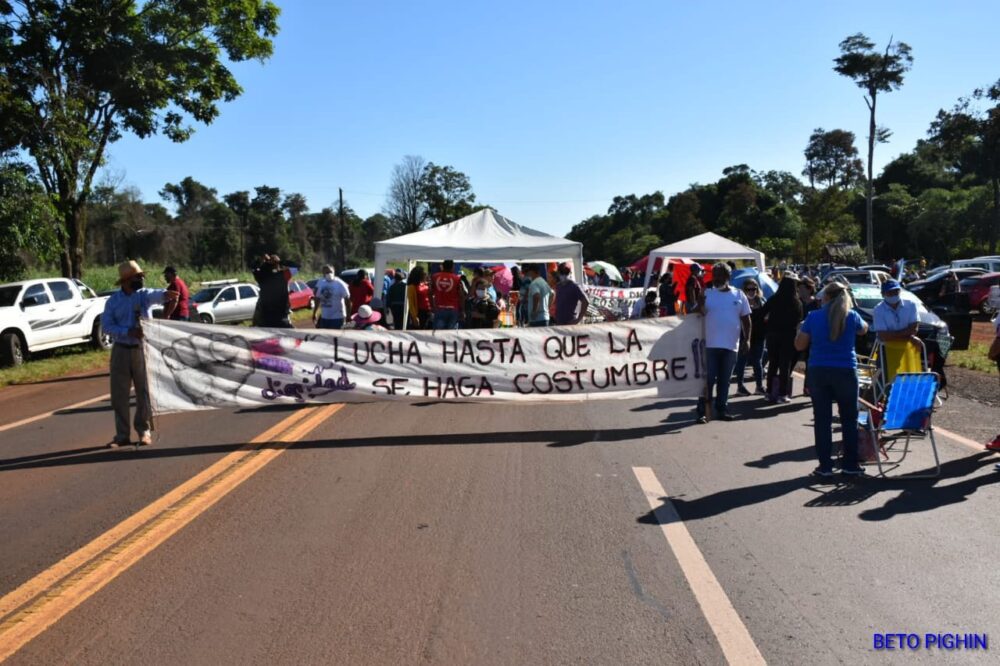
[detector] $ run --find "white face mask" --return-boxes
[884,295,901,306]
[476,289,486,298]
[323,272,333,280]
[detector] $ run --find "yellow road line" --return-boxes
[0,393,111,434]
[0,403,341,663]
[633,467,767,666]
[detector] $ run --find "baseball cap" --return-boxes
[881,280,902,294]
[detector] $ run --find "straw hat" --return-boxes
[117,260,144,285]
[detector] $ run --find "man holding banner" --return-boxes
[554,264,589,325]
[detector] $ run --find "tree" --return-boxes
[0,0,280,277]
[834,33,913,262]
[930,80,1000,253]
[223,191,251,268]
[384,155,427,235]
[803,128,864,189]
[420,163,477,226]
[0,160,59,281]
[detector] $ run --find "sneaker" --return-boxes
[696,416,708,424]
[810,467,834,478]
[139,431,153,446]
[777,395,791,404]
[735,386,751,396]
[841,467,866,477]
[985,435,1000,451]
[754,385,765,395]
[718,413,736,421]
[108,439,126,449]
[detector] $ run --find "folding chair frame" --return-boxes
[861,372,941,479]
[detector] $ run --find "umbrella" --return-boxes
[490,265,513,294]
[731,268,779,299]
[586,261,623,283]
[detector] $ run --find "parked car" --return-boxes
[0,278,110,366]
[337,267,376,284]
[824,269,892,287]
[288,280,314,310]
[858,264,893,274]
[951,256,1000,273]
[185,280,259,324]
[961,272,1000,315]
[849,284,954,384]
[904,268,987,307]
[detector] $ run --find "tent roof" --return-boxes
[374,209,581,260]
[649,231,763,261]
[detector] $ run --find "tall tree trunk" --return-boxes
[991,175,999,255]
[65,206,86,279]
[865,96,877,264]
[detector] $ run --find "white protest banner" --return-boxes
[143,318,706,414]
[583,285,646,321]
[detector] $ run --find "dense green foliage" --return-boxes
[0,0,281,277]
[0,159,60,281]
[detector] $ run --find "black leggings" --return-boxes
[766,334,796,397]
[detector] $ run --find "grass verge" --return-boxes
[948,342,998,374]
[0,347,110,388]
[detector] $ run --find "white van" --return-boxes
[952,256,1000,273]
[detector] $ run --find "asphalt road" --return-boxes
[1,368,999,665]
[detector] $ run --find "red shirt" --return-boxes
[416,283,431,311]
[166,277,190,319]
[348,279,374,315]
[431,272,462,310]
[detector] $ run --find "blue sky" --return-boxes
[104,0,1000,236]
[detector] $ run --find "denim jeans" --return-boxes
[735,340,765,389]
[433,308,459,330]
[697,348,738,417]
[807,366,860,472]
[316,317,344,330]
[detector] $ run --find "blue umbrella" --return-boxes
[731,268,778,298]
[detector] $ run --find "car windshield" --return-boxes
[0,285,22,307]
[842,273,871,284]
[851,286,883,309]
[192,288,222,303]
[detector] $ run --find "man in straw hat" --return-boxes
[100,260,177,447]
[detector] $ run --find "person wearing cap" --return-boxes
[685,264,705,314]
[312,265,351,330]
[100,260,177,447]
[161,266,190,321]
[872,280,919,342]
[352,304,386,331]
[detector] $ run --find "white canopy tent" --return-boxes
[372,209,584,325]
[642,232,766,289]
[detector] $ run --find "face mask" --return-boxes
[884,295,900,306]
[129,277,144,290]
[476,289,486,298]
[323,272,333,280]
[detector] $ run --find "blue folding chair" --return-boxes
[866,372,941,478]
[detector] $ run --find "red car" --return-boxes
[288,280,315,311]
[966,272,1000,315]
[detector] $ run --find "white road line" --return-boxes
[0,393,111,434]
[632,467,766,666]
[790,371,989,452]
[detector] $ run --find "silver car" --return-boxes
[189,281,259,324]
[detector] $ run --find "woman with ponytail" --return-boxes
[794,282,869,478]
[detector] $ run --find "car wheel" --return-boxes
[199,313,213,324]
[90,319,112,350]
[1,331,26,367]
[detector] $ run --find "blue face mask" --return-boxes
[884,295,900,306]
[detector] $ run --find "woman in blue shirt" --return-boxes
[794,282,869,478]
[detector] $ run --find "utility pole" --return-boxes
[338,188,346,269]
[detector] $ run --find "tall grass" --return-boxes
[26,264,261,294]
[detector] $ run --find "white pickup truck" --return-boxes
[0,278,111,367]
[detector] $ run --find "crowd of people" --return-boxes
[103,255,1000,477]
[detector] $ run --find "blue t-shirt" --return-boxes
[801,306,865,369]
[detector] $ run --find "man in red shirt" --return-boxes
[162,266,191,321]
[431,260,467,329]
[348,270,374,315]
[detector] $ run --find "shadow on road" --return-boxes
[0,422,691,472]
[744,445,816,468]
[636,452,1000,524]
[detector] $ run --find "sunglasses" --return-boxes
[744,286,758,292]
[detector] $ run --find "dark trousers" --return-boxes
[389,305,405,330]
[110,344,150,442]
[766,334,796,397]
[697,348,738,417]
[808,366,860,472]
[735,340,765,389]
